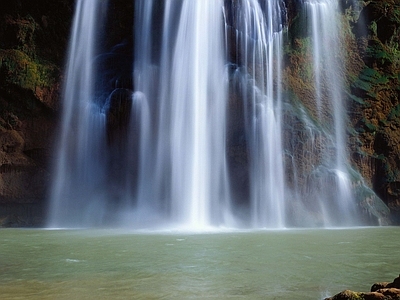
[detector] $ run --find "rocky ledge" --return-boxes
[326,275,400,300]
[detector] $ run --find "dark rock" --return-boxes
[372,275,400,291]
[372,282,390,292]
[326,275,400,300]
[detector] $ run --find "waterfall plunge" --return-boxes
[132,0,231,228]
[301,0,359,226]
[226,0,286,227]
[48,0,368,229]
[48,0,109,227]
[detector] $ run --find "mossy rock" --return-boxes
[0,49,57,93]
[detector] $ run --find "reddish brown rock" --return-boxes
[326,275,400,300]
[325,290,387,300]
[372,275,400,291]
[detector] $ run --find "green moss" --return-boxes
[331,290,366,300]
[0,49,57,92]
[351,66,392,99]
[386,38,400,70]
[388,104,400,120]
[352,77,373,92]
[346,91,365,104]
[383,160,400,183]
[367,36,400,72]
[366,41,391,64]
[364,120,377,132]
[359,67,389,84]
[369,20,378,36]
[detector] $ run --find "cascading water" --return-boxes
[48,0,383,229]
[281,0,365,226]
[131,0,231,228]
[225,0,286,227]
[129,0,288,228]
[48,0,109,227]
[302,0,359,226]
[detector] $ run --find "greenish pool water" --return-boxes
[0,227,399,299]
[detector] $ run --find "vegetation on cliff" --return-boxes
[0,0,399,226]
[0,1,73,226]
[348,0,400,223]
[283,0,400,224]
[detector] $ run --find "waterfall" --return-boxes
[289,0,359,226]
[48,0,109,227]
[48,0,379,229]
[131,0,230,228]
[225,0,286,227]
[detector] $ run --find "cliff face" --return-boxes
[348,0,400,223]
[0,1,73,226]
[282,0,400,224]
[0,0,399,226]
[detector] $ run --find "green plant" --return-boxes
[0,49,56,92]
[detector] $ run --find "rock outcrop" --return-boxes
[325,275,400,300]
[0,1,73,226]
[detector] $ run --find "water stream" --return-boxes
[48,0,109,227]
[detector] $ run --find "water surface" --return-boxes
[0,227,399,299]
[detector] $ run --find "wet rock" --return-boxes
[325,290,387,300]
[0,214,28,228]
[326,275,400,300]
[371,275,400,291]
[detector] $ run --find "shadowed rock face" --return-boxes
[0,0,135,227]
[0,0,399,226]
[0,0,73,226]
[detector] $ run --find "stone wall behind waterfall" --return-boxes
[283,0,400,224]
[349,0,400,224]
[0,0,399,226]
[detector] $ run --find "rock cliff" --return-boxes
[283,0,400,224]
[0,1,73,226]
[0,0,399,226]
